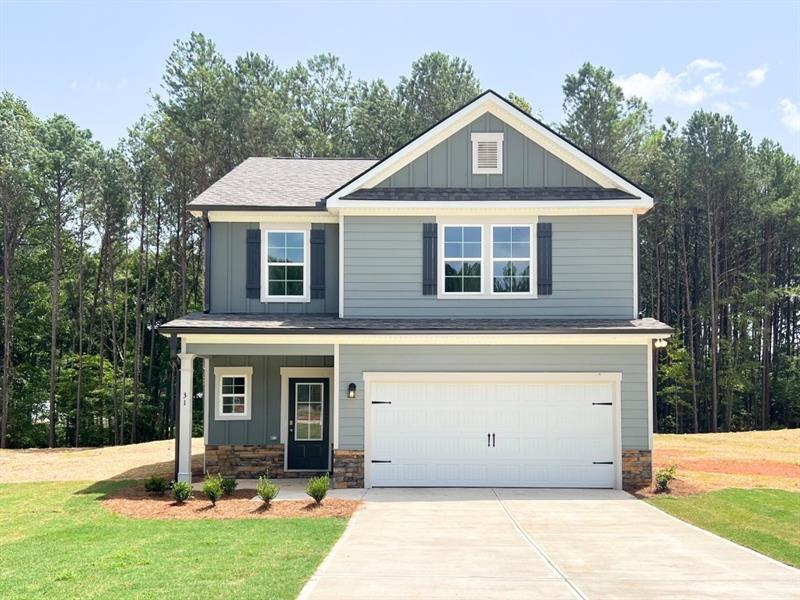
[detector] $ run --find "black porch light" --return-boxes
[347,383,357,399]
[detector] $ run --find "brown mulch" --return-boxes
[102,485,360,520]
[655,452,800,478]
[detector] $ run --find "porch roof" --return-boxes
[159,313,672,336]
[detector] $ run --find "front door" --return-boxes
[287,378,330,470]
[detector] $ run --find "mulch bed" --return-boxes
[103,486,360,520]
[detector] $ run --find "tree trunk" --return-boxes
[48,186,64,448]
[75,194,86,446]
[706,198,720,433]
[1,209,15,448]
[679,206,700,433]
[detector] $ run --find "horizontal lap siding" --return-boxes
[338,345,649,452]
[344,215,633,318]
[207,354,333,445]
[210,222,339,314]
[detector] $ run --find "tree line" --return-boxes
[1,33,798,448]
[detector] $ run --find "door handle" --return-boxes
[487,433,491,447]
[492,433,495,447]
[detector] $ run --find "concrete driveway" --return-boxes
[300,488,799,600]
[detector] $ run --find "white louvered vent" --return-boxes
[471,132,504,175]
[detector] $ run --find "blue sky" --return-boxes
[2,1,799,155]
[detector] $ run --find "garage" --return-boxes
[365,372,620,488]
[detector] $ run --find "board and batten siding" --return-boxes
[375,113,599,189]
[337,344,649,452]
[343,215,634,318]
[205,354,333,446]
[209,222,339,314]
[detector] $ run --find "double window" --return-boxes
[262,226,309,302]
[440,223,535,297]
[214,367,253,420]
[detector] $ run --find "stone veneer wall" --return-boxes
[332,449,364,488]
[621,449,652,491]
[205,444,315,479]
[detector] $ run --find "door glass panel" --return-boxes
[294,382,324,441]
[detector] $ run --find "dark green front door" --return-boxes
[287,378,330,470]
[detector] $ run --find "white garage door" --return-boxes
[367,373,618,488]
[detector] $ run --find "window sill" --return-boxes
[215,414,252,421]
[261,295,311,303]
[436,292,538,300]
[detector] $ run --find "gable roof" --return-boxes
[325,90,654,209]
[189,157,377,210]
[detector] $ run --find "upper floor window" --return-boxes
[262,225,310,302]
[443,225,483,294]
[491,225,533,294]
[471,132,504,175]
[214,366,253,421]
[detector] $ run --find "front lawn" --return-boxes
[649,488,800,568]
[0,481,347,599]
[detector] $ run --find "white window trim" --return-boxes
[214,366,253,421]
[293,381,325,442]
[437,217,538,300]
[489,224,536,298]
[439,224,485,297]
[471,132,504,175]
[260,222,311,303]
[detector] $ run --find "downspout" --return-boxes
[170,333,179,481]
[202,210,211,314]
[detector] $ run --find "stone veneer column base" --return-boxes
[622,449,652,491]
[205,444,322,479]
[332,449,364,488]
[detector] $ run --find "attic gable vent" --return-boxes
[471,132,504,175]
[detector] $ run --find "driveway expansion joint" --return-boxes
[492,488,587,600]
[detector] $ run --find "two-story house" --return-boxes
[161,91,671,491]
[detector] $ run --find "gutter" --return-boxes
[158,325,674,336]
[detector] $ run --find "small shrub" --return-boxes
[655,464,677,493]
[256,476,280,507]
[221,476,238,496]
[305,473,330,505]
[171,481,193,504]
[203,473,224,506]
[144,476,168,495]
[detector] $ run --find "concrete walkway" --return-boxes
[299,488,800,600]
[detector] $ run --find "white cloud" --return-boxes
[616,58,770,112]
[687,58,726,73]
[744,65,768,87]
[779,98,800,132]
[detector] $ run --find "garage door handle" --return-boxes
[487,433,491,447]
[492,433,495,447]
[592,402,612,406]
[371,460,392,464]
[593,461,613,465]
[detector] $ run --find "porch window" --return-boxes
[214,366,253,420]
[491,225,533,294]
[263,227,309,302]
[294,382,324,441]
[442,225,483,294]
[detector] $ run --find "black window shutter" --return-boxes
[422,223,438,295]
[246,229,261,299]
[310,228,326,299]
[537,222,553,295]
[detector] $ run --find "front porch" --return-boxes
[174,342,365,489]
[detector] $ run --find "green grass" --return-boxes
[0,481,347,599]
[649,488,800,568]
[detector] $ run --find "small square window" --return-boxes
[215,368,252,420]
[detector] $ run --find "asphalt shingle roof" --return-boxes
[159,313,672,335]
[341,187,639,202]
[189,158,377,210]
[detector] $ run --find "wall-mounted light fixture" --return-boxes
[654,338,668,349]
[347,383,357,399]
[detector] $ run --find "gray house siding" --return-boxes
[206,354,333,446]
[343,215,634,318]
[376,113,600,189]
[338,344,649,451]
[209,222,339,314]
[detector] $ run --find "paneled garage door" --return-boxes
[367,373,619,488]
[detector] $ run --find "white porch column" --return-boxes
[177,352,196,483]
